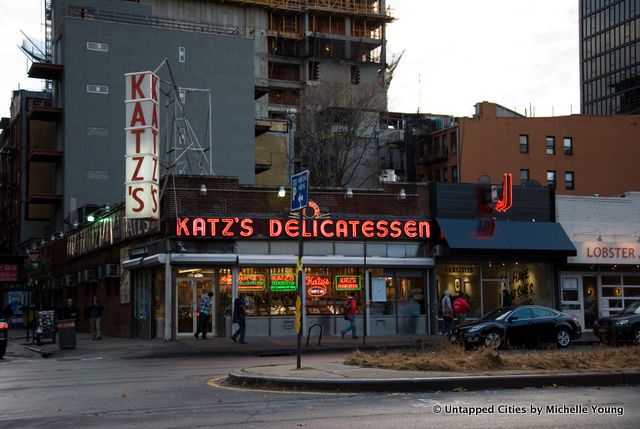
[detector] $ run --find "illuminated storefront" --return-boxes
[436,262,555,319]
[557,193,640,331]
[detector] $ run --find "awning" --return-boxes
[436,218,576,258]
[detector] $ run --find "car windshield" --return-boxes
[622,301,640,315]
[480,307,512,322]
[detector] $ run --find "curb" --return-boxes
[227,370,640,393]
[135,343,412,359]
[23,346,52,358]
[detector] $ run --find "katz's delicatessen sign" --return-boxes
[173,216,431,240]
[125,71,160,220]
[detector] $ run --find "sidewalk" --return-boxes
[8,328,623,393]
[6,327,428,360]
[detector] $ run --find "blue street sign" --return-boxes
[291,170,309,211]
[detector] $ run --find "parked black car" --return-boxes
[0,317,8,358]
[455,305,582,350]
[594,301,640,345]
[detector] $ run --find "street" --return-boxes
[1,349,638,429]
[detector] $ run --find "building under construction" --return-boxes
[0,0,394,255]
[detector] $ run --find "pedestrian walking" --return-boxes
[340,294,358,339]
[231,294,247,344]
[452,292,471,326]
[194,291,213,339]
[440,290,454,340]
[87,295,104,341]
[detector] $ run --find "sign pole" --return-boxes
[296,207,304,369]
[291,170,308,370]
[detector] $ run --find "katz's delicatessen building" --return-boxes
[123,176,436,340]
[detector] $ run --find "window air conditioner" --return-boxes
[105,264,120,278]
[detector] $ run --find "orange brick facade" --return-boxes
[418,102,640,196]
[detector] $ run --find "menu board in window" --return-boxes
[270,273,297,292]
[238,274,265,291]
[335,275,361,291]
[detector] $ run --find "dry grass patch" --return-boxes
[345,341,640,373]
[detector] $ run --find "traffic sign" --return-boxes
[291,170,309,211]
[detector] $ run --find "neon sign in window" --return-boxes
[335,275,361,291]
[270,273,297,292]
[238,274,265,291]
[307,275,330,297]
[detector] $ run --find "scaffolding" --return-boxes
[215,0,393,19]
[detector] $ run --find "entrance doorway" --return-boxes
[176,277,214,336]
[481,280,504,316]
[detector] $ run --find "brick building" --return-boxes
[418,101,640,197]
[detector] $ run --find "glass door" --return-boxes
[177,278,196,334]
[560,276,583,328]
[177,277,215,336]
[195,278,214,337]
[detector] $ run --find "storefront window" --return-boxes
[238,268,269,316]
[397,273,426,315]
[306,269,333,315]
[436,264,481,317]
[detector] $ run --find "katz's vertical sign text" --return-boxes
[125,71,160,220]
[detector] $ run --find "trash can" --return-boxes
[56,319,76,350]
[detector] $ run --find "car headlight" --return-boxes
[468,325,484,333]
[614,319,629,326]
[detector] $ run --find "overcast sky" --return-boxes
[0,0,579,119]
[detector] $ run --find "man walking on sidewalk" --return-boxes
[194,291,213,339]
[87,296,104,341]
[340,294,358,339]
[231,294,247,344]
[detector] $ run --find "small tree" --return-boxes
[23,259,51,310]
[296,80,386,187]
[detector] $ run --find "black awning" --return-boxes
[436,218,576,257]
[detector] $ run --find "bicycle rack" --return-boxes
[306,323,323,347]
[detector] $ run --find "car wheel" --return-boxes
[0,345,6,359]
[556,329,571,348]
[634,327,640,346]
[484,330,503,349]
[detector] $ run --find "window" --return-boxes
[511,308,531,320]
[442,168,448,182]
[565,171,575,190]
[546,136,555,155]
[520,169,529,184]
[86,41,108,52]
[452,166,458,182]
[519,134,528,153]
[563,137,573,155]
[350,65,360,85]
[450,131,457,154]
[547,170,556,188]
[531,307,554,318]
[87,84,109,94]
[178,46,186,63]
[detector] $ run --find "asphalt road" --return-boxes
[1,351,638,428]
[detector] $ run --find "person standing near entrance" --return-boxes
[87,295,104,341]
[502,287,512,307]
[440,290,453,340]
[231,294,247,344]
[194,291,213,339]
[340,294,358,339]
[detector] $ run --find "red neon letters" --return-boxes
[174,217,430,240]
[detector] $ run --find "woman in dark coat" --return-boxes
[231,294,247,344]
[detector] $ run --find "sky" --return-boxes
[0,0,580,119]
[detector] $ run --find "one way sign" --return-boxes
[291,170,309,211]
